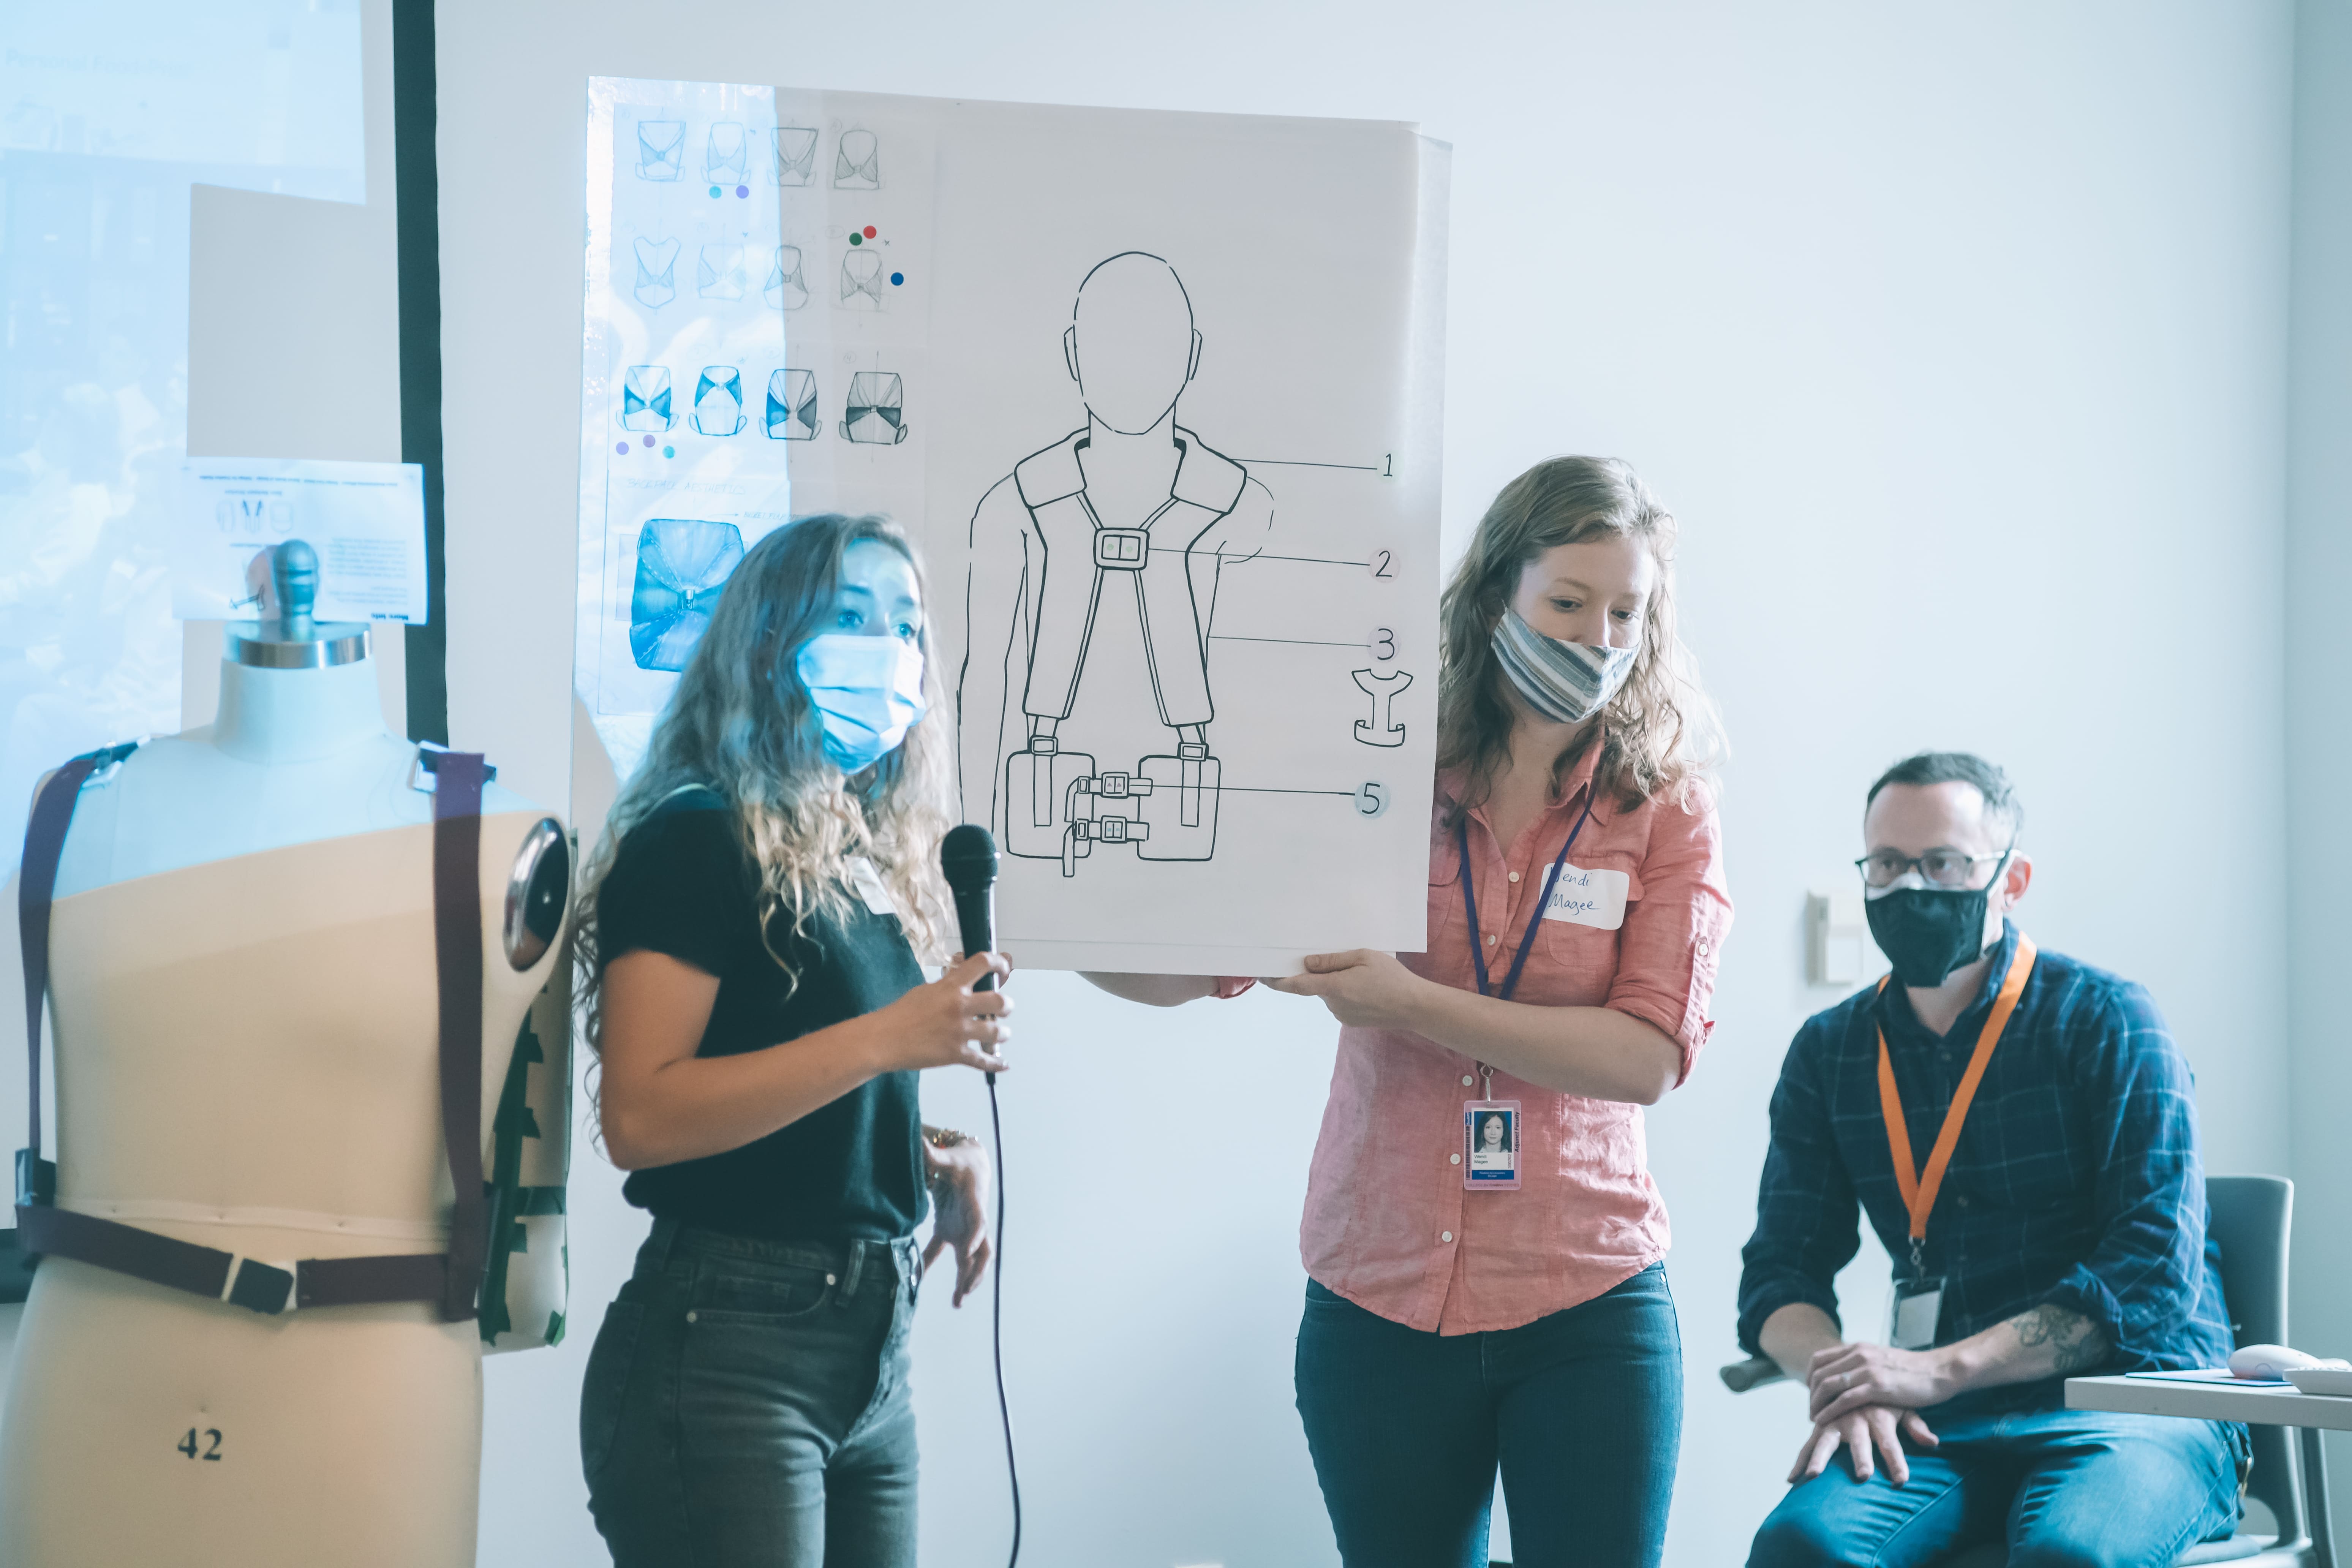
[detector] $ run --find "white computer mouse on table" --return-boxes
[2229,1344,2350,1380]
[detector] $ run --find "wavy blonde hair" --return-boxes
[1436,456,1723,820]
[575,514,952,1050]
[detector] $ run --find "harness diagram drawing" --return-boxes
[775,126,819,186]
[705,121,749,187]
[1351,667,1412,746]
[620,366,673,432]
[636,120,684,180]
[692,367,746,436]
[957,252,1274,878]
[697,244,748,302]
[766,245,808,311]
[840,249,888,310]
[632,236,680,309]
[841,372,908,444]
[767,369,817,440]
[834,128,882,190]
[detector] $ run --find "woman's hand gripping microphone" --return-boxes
[880,952,1013,1074]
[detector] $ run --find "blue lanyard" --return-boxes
[1458,785,1599,1004]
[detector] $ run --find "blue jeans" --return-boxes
[580,1219,923,1568]
[1294,1262,1684,1568]
[1747,1407,2244,1567]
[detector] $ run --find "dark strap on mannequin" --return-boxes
[432,750,487,1321]
[13,746,491,1319]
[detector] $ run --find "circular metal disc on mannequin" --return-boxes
[503,817,571,971]
[226,622,371,669]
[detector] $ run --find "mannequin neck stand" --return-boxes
[211,654,387,764]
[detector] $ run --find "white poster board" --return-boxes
[576,78,794,778]
[576,81,1446,973]
[173,458,427,623]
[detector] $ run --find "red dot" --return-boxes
[863,225,877,239]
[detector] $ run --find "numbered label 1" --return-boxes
[1355,782,1390,818]
[177,1427,224,1462]
[1381,453,1396,480]
[1367,548,1397,581]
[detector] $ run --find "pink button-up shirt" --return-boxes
[1297,745,1732,1333]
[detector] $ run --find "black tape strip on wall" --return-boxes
[392,0,449,745]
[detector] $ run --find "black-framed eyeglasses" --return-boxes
[1854,849,2006,890]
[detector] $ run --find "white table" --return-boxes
[2068,1376,2342,1566]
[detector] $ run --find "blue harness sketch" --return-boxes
[630,518,744,672]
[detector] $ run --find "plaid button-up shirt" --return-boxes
[1737,922,2235,1411]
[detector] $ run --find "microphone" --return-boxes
[940,824,1023,1566]
[940,824,1000,994]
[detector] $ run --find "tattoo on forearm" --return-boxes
[2011,1304,2109,1374]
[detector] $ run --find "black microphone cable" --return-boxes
[941,824,1019,1566]
[986,1067,1021,1568]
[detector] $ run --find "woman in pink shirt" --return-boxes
[1092,456,1730,1567]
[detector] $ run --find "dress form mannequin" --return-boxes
[0,544,565,1567]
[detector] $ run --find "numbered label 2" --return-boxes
[1367,549,1397,580]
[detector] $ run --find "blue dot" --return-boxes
[735,184,749,198]
[662,445,675,458]
[890,271,904,286]
[708,185,721,198]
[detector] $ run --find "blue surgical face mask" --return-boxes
[793,634,927,773]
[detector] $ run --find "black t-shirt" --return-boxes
[595,787,927,1243]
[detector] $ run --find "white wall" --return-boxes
[2287,0,2352,1478]
[428,5,2299,1565]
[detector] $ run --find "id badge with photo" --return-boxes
[1463,1099,1522,1190]
[1889,1276,1945,1351]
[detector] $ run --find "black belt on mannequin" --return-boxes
[11,742,490,1321]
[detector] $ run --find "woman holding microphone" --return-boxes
[575,514,1010,1568]
[1094,456,1731,1567]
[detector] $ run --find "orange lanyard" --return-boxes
[1875,935,2037,1268]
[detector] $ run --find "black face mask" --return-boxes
[1864,852,2012,988]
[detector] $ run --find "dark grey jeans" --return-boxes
[581,1219,923,1568]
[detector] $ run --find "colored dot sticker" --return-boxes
[735,185,749,198]
[615,440,629,454]
[708,185,721,198]
[662,445,675,458]
[890,272,904,286]
[848,232,861,245]
[641,435,654,447]
[863,225,877,239]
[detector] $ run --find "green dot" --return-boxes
[849,232,862,245]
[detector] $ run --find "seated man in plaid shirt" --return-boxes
[1739,752,2244,1568]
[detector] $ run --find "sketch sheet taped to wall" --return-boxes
[576,79,1447,972]
[576,78,794,776]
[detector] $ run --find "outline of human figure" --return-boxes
[953,251,1274,836]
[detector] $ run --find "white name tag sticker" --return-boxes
[846,857,897,918]
[1538,864,1629,931]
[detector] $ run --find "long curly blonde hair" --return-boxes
[575,514,952,1048]
[1436,456,1723,820]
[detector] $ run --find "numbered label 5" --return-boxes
[177,1427,224,1461]
[1355,782,1390,818]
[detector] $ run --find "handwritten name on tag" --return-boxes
[1539,863,1630,931]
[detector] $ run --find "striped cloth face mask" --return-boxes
[1491,606,1639,724]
